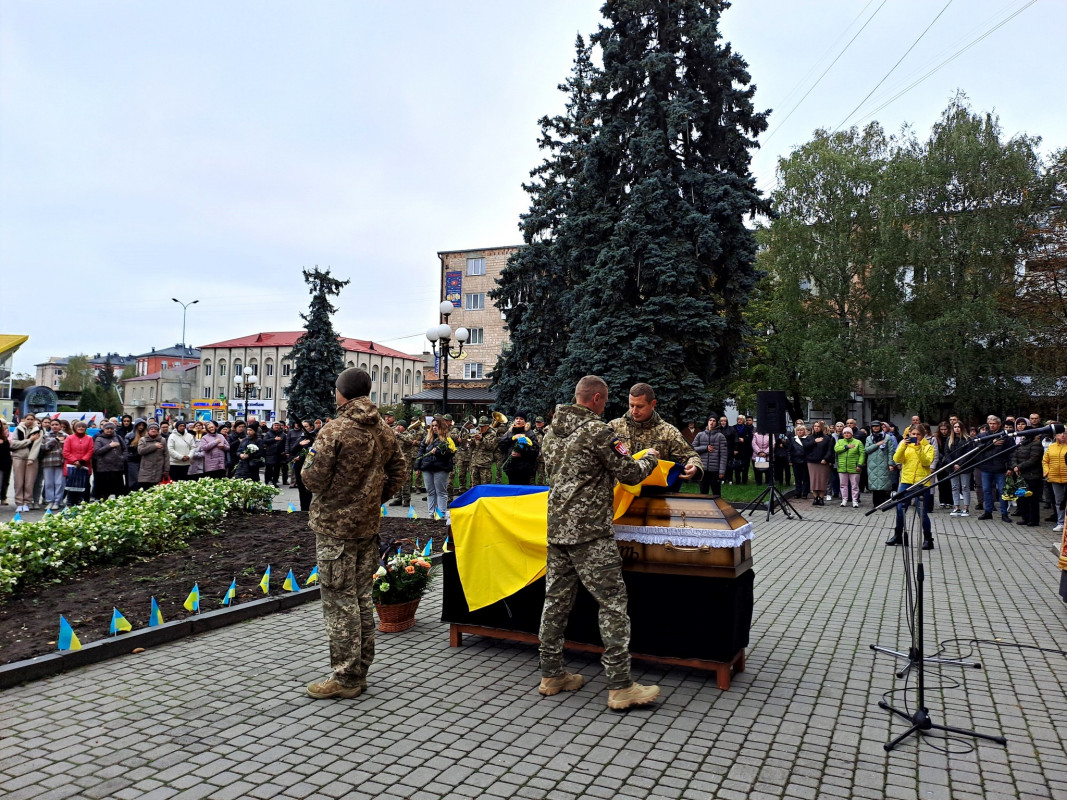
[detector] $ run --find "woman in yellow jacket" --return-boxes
[886,423,937,550]
[1043,428,1067,534]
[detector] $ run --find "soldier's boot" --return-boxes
[306,677,362,700]
[538,673,585,696]
[389,497,404,506]
[607,682,660,711]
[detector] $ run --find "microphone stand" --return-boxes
[866,436,1010,752]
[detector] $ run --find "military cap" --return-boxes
[442,414,453,422]
[396,419,408,427]
[535,416,545,423]
[478,416,490,425]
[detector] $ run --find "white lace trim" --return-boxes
[613,523,754,549]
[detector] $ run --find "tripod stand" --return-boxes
[868,455,1007,752]
[742,438,801,522]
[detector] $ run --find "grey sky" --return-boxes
[2,0,1063,375]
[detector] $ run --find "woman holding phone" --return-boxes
[887,423,936,550]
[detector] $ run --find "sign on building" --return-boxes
[445,271,462,308]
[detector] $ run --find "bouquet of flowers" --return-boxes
[244,444,260,456]
[372,549,436,606]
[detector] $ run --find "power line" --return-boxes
[833,0,955,133]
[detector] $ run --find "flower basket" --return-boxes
[375,598,421,633]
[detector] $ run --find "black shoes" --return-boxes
[922,538,934,551]
[886,532,904,546]
[978,512,993,520]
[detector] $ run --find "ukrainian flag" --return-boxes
[408,505,418,519]
[109,608,132,635]
[183,583,200,612]
[306,566,319,585]
[259,566,271,594]
[287,502,296,513]
[423,539,432,557]
[283,569,300,592]
[58,615,81,651]
[380,504,387,517]
[149,597,164,626]
[222,579,237,606]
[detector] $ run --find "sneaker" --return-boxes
[538,673,585,696]
[949,509,960,517]
[840,500,847,507]
[1054,524,1064,533]
[306,677,362,699]
[852,501,859,508]
[607,682,661,710]
[959,511,970,517]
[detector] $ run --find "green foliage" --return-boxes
[372,550,437,605]
[492,4,770,424]
[120,364,137,380]
[0,479,277,596]
[58,355,95,392]
[286,267,350,423]
[77,384,103,412]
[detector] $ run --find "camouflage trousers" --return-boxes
[395,468,415,506]
[470,464,494,487]
[316,533,379,689]
[539,537,632,690]
[448,457,471,502]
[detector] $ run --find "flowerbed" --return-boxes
[0,479,277,597]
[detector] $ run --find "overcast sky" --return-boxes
[2,0,1064,375]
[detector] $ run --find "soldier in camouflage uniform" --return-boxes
[608,382,702,483]
[300,368,407,700]
[450,418,473,501]
[469,417,498,486]
[390,421,421,507]
[538,375,662,711]
[533,415,548,485]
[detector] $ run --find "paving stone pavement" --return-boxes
[2,495,1066,799]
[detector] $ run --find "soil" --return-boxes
[0,512,448,665]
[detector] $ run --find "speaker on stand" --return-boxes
[742,391,800,521]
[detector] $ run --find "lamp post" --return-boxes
[426,300,468,415]
[233,367,259,422]
[171,298,198,420]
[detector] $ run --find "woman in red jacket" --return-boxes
[62,420,95,506]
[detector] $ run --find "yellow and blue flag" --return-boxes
[259,565,271,594]
[109,607,132,635]
[222,579,237,606]
[44,507,52,516]
[408,505,418,519]
[183,583,200,612]
[12,511,22,523]
[283,569,300,592]
[423,539,432,557]
[432,509,443,521]
[305,566,319,585]
[287,502,296,513]
[414,537,420,552]
[380,504,387,517]
[442,534,451,553]
[58,615,82,651]
[149,597,164,627]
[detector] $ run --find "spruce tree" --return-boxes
[286,268,350,422]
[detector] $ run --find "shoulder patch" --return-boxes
[613,437,629,457]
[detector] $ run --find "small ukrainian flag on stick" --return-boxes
[380,504,387,517]
[259,565,271,594]
[287,502,297,513]
[415,537,420,553]
[58,615,82,651]
[283,569,300,592]
[408,504,418,519]
[433,509,443,521]
[149,597,164,627]
[423,539,433,557]
[443,534,451,553]
[109,607,132,635]
[305,566,319,585]
[222,579,237,606]
[183,583,200,613]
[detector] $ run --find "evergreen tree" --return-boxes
[286,268,350,422]
[77,383,103,412]
[58,355,95,392]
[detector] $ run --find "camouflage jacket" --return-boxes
[451,425,472,457]
[397,429,421,467]
[543,403,658,546]
[468,427,498,467]
[608,411,703,476]
[301,397,406,540]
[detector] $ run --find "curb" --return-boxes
[0,551,446,691]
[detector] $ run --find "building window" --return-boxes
[393,370,400,384]
[150,386,156,400]
[203,386,210,397]
[161,361,168,370]
[467,257,486,276]
[265,387,273,399]
[371,391,377,403]
[249,362,258,376]
[372,366,379,383]
[467,328,484,345]
[204,362,212,376]
[347,360,355,368]
[56,369,63,377]
[265,361,274,377]
[465,293,485,310]
[282,386,290,397]
[53,379,59,387]
[233,361,242,377]
[463,362,484,379]
[282,363,291,377]
[415,371,422,391]
[405,369,411,385]
[383,367,390,385]
[219,360,227,377]
[393,393,398,403]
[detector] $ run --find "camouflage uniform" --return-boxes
[394,426,421,506]
[449,424,471,502]
[533,419,548,484]
[300,397,407,690]
[539,403,658,690]
[469,420,498,486]
[608,411,703,478]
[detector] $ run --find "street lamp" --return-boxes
[172,297,198,420]
[233,366,259,421]
[426,300,468,415]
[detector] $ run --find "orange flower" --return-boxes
[405,565,416,574]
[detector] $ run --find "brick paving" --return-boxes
[2,494,1066,799]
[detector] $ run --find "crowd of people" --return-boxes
[0,413,324,513]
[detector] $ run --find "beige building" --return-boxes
[436,245,521,383]
[197,332,424,421]
[123,364,199,421]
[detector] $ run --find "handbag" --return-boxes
[753,456,769,471]
[65,465,89,493]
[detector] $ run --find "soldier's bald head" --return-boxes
[575,375,609,403]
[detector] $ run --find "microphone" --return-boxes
[974,423,1064,442]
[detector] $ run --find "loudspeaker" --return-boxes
[755,391,788,435]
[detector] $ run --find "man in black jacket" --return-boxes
[731,415,754,485]
[261,422,286,487]
[227,420,246,477]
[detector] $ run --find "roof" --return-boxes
[198,332,421,361]
[135,346,201,359]
[437,245,524,257]
[402,387,498,404]
[34,352,138,368]
[123,364,198,382]
[0,335,29,359]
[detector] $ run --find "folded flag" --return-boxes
[283,569,300,592]
[381,504,387,517]
[408,505,418,519]
[149,597,164,627]
[423,539,432,557]
[433,509,443,521]
[58,615,82,651]
[183,583,200,612]
[110,607,132,635]
[12,511,22,523]
[287,502,297,513]
[259,565,271,594]
[305,566,319,585]
[222,579,237,606]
